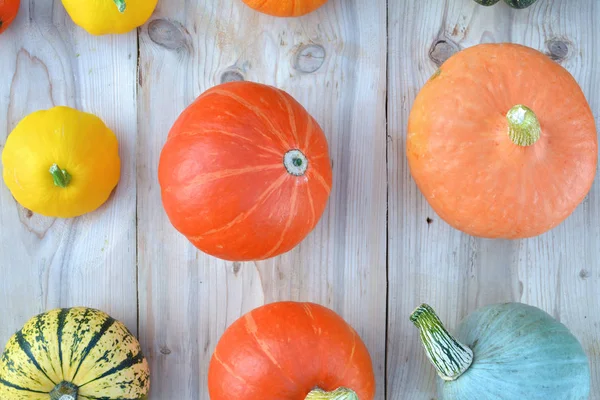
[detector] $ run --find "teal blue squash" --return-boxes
[411,303,590,399]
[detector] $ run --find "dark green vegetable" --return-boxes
[504,0,537,8]
[473,0,538,8]
[474,0,500,5]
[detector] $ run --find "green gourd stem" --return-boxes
[506,104,541,146]
[49,381,79,400]
[49,164,72,188]
[113,0,126,12]
[410,304,474,381]
[305,388,358,400]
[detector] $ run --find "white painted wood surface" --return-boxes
[137,0,386,398]
[0,0,598,399]
[0,2,138,332]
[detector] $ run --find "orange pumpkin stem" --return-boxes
[113,0,126,12]
[507,104,541,146]
[305,387,358,400]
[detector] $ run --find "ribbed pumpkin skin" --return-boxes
[159,82,332,261]
[208,302,376,400]
[439,303,590,399]
[407,44,598,238]
[0,307,150,399]
[242,0,328,17]
[0,0,20,34]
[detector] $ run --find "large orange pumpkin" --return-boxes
[241,0,328,17]
[0,0,20,34]
[158,82,332,261]
[407,43,598,239]
[208,302,376,400]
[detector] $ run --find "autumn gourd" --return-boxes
[473,0,537,7]
[2,106,121,218]
[503,0,537,8]
[61,0,158,35]
[0,0,19,34]
[241,0,328,17]
[0,307,150,399]
[159,81,332,261]
[209,302,375,400]
[473,0,500,5]
[407,43,598,238]
[411,303,590,399]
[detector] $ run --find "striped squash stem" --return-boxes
[410,304,474,381]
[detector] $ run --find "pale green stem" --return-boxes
[506,104,541,146]
[410,304,474,381]
[305,387,358,400]
[113,0,126,12]
[49,164,72,188]
[49,381,78,400]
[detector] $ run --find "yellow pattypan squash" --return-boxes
[62,0,158,35]
[1,106,120,218]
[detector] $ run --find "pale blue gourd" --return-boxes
[411,303,590,400]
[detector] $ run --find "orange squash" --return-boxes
[208,302,375,400]
[241,0,327,17]
[407,43,597,238]
[158,82,332,261]
[0,0,20,34]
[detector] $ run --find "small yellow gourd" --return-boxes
[61,0,158,35]
[2,106,120,218]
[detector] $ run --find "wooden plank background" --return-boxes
[0,0,598,399]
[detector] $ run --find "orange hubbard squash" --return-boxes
[208,302,375,400]
[0,0,20,34]
[407,43,597,239]
[158,81,332,261]
[241,0,327,17]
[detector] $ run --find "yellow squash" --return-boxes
[61,0,158,35]
[2,106,120,218]
[0,307,150,400]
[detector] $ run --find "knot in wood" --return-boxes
[148,19,187,50]
[220,70,245,83]
[160,346,172,355]
[294,44,326,73]
[546,39,570,62]
[232,262,242,275]
[429,39,460,67]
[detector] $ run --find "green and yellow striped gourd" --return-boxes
[0,307,150,400]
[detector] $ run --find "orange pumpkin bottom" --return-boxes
[407,43,598,239]
[208,302,376,400]
[242,0,328,17]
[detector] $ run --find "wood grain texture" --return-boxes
[0,1,138,339]
[1,1,599,399]
[387,0,600,398]
[136,0,387,398]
